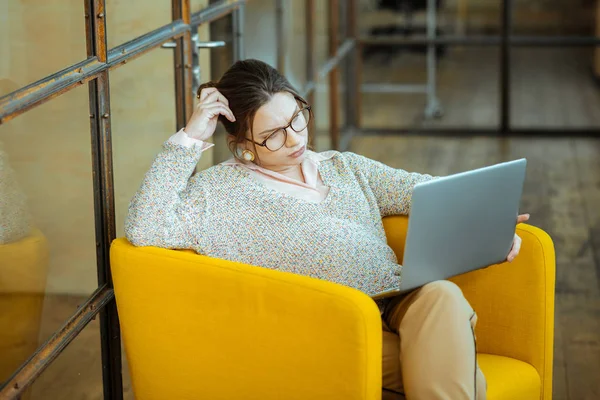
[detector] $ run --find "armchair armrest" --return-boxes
[110,239,383,400]
[382,216,556,400]
[449,223,555,400]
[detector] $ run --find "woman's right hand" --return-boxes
[183,87,235,141]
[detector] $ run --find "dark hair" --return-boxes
[197,59,309,161]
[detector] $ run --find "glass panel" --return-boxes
[357,0,502,38]
[0,84,100,383]
[512,1,593,36]
[510,48,600,129]
[361,47,500,130]
[28,319,102,399]
[105,0,172,49]
[110,48,177,238]
[0,0,86,97]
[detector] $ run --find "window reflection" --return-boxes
[0,84,98,385]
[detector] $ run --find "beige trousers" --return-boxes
[381,280,487,400]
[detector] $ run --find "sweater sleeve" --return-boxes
[0,144,31,244]
[124,140,208,250]
[343,152,437,217]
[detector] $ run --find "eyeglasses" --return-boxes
[246,104,312,152]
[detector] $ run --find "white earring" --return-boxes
[241,149,255,162]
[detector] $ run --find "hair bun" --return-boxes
[196,81,218,98]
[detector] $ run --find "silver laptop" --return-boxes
[373,158,527,300]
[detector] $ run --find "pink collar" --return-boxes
[221,150,335,190]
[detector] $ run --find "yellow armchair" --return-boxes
[0,229,49,396]
[110,216,555,400]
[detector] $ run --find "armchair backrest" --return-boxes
[381,215,409,262]
[110,233,383,400]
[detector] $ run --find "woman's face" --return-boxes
[245,92,309,169]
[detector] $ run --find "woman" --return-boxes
[126,59,528,400]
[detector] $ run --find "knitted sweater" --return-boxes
[125,141,434,300]
[0,143,31,244]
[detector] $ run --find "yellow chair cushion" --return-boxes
[0,228,48,293]
[479,353,540,400]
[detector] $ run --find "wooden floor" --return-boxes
[361,48,600,130]
[25,295,135,400]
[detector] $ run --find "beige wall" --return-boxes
[0,0,86,97]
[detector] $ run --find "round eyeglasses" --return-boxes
[246,105,312,152]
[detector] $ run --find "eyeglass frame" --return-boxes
[245,99,312,152]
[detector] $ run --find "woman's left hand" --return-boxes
[506,213,530,262]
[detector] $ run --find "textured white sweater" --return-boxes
[125,141,434,300]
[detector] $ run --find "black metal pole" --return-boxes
[88,72,123,400]
[90,73,123,400]
[500,0,511,133]
[86,1,123,399]
[359,35,600,47]
[89,52,124,400]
